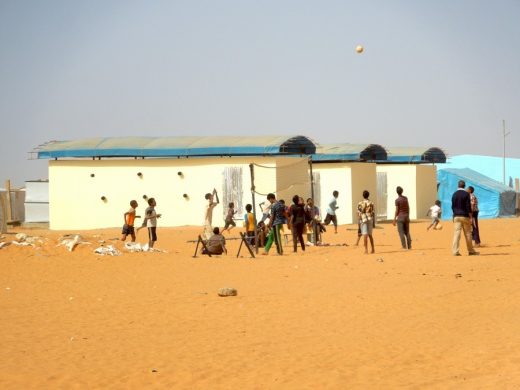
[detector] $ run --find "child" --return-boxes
[203,227,227,255]
[256,221,268,248]
[357,190,375,254]
[427,200,442,231]
[259,200,272,223]
[137,197,161,248]
[203,189,219,240]
[243,204,256,243]
[121,200,140,242]
[222,202,237,233]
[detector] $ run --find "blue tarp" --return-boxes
[436,155,520,186]
[437,168,516,219]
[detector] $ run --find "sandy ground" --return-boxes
[1,218,520,389]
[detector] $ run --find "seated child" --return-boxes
[203,227,227,255]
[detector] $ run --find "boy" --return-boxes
[324,190,339,233]
[222,202,237,233]
[204,227,227,255]
[121,200,139,242]
[264,193,285,255]
[357,190,375,254]
[203,189,219,240]
[243,204,256,243]
[427,200,442,231]
[137,197,161,248]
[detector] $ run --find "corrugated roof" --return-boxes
[36,136,317,158]
[386,147,447,163]
[312,144,387,162]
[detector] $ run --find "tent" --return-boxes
[437,168,517,219]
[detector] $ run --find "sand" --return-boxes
[1,218,520,389]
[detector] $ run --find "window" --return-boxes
[222,167,244,219]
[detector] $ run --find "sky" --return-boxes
[1,0,519,187]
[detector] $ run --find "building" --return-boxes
[36,136,316,230]
[311,144,387,224]
[376,147,446,220]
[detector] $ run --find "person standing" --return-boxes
[451,180,479,256]
[357,190,375,254]
[264,193,285,255]
[289,195,306,253]
[324,190,339,234]
[305,198,324,244]
[137,197,161,248]
[392,186,412,249]
[121,200,140,242]
[243,204,256,244]
[467,186,481,247]
[203,189,219,240]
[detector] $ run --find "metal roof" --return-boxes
[386,147,447,163]
[35,135,317,159]
[311,143,387,162]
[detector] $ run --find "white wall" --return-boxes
[48,157,308,230]
[312,162,377,224]
[376,164,437,220]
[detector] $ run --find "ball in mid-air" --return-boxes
[355,45,364,53]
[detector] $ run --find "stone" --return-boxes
[218,287,237,297]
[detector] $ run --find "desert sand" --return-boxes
[1,218,520,389]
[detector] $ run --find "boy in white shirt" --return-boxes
[426,200,442,231]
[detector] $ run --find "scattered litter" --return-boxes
[455,273,463,278]
[376,258,384,262]
[306,241,314,246]
[58,234,90,252]
[69,297,74,301]
[15,233,27,242]
[10,233,42,247]
[94,245,121,256]
[5,287,11,290]
[12,240,33,247]
[124,242,166,253]
[125,242,144,252]
[218,287,237,297]
[0,242,11,249]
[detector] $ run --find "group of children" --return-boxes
[121,197,162,248]
[119,190,444,256]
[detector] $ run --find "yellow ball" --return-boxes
[356,45,364,53]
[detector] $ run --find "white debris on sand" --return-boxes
[94,245,121,256]
[11,233,43,247]
[124,242,166,253]
[58,234,91,252]
[0,241,10,249]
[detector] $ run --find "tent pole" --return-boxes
[308,157,317,245]
[249,163,259,254]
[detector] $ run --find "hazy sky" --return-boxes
[1,0,519,186]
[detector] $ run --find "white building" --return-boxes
[376,147,446,220]
[36,136,316,230]
[311,144,387,224]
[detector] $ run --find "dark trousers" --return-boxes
[472,211,481,244]
[292,222,305,252]
[397,218,412,249]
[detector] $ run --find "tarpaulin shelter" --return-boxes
[437,168,516,219]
